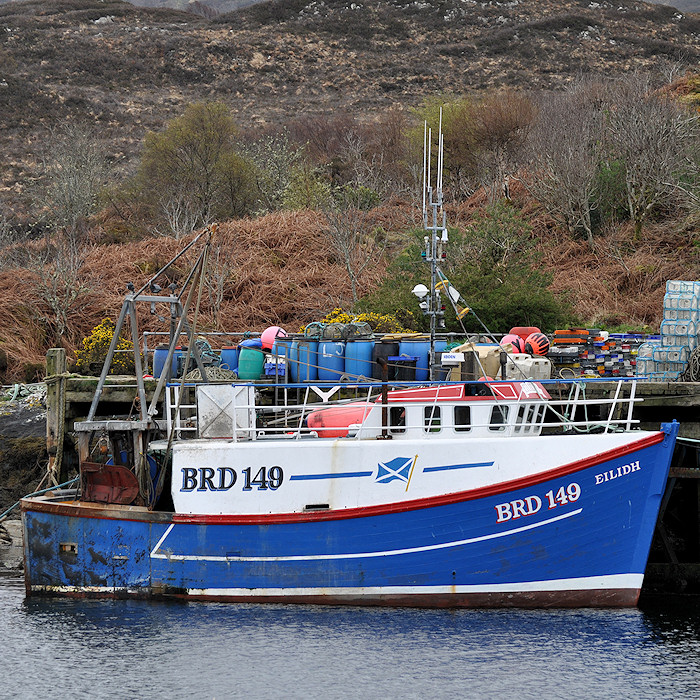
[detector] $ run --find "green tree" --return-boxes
[358,203,572,333]
[415,92,535,203]
[139,102,257,233]
[282,163,332,210]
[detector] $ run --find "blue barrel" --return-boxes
[345,340,374,380]
[318,341,345,381]
[173,347,188,377]
[153,344,169,378]
[397,339,448,380]
[153,345,187,378]
[272,338,292,359]
[290,340,318,382]
[220,346,239,372]
[399,340,430,381]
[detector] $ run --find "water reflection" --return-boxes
[2,576,700,699]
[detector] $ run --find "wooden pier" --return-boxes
[44,348,700,597]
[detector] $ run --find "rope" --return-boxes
[184,367,237,381]
[0,475,80,524]
[681,347,700,382]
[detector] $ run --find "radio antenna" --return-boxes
[420,109,448,380]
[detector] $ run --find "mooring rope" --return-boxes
[0,475,80,525]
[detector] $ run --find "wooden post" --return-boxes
[46,348,67,485]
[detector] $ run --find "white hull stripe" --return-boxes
[33,574,644,597]
[150,508,583,563]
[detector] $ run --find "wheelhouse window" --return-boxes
[389,406,406,434]
[454,405,471,432]
[489,405,509,432]
[526,405,537,423]
[424,406,441,433]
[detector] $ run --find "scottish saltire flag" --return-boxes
[376,457,413,484]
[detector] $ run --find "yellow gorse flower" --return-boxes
[75,319,137,375]
[305,309,414,334]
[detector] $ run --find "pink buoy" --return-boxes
[261,326,287,351]
[500,334,525,353]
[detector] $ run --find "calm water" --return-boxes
[2,576,700,699]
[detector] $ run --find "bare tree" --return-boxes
[340,108,412,201]
[38,123,106,239]
[27,235,93,343]
[323,189,385,303]
[524,82,604,247]
[158,190,201,240]
[342,130,393,199]
[471,91,536,203]
[658,53,690,85]
[205,243,233,330]
[605,74,698,238]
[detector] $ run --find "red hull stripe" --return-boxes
[22,431,664,526]
[174,431,664,525]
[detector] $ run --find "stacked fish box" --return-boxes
[643,280,700,380]
[548,329,648,378]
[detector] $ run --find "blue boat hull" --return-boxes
[22,425,678,607]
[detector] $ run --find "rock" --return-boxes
[0,520,23,572]
[0,394,48,515]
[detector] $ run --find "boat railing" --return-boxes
[163,378,643,441]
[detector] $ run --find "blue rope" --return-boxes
[0,475,80,522]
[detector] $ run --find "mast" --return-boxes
[422,110,447,380]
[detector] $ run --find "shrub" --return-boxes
[357,205,573,334]
[313,308,416,334]
[75,319,136,376]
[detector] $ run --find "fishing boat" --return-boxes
[21,370,677,607]
[20,117,679,608]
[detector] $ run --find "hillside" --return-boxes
[0,0,699,382]
[1,0,699,210]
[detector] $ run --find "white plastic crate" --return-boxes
[661,334,695,348]
[661,319,697,337]
[666,280,700,295]
[635,358,653,376]
[649,370,683,381]
[663,293,699,311]
[653,345,690,363]
[663,307,698,321]
[636,342,659,359]
[653,360,687,374]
